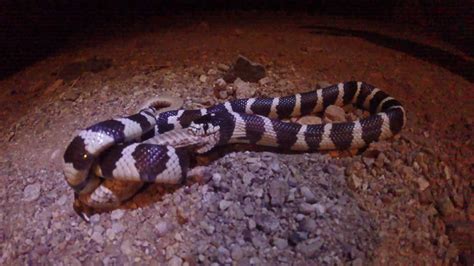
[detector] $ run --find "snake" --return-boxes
[63,81,406,221]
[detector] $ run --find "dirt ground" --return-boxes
[0,13,472,265]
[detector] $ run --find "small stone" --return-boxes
[299,203,316,214]
[268,180,289,206]
[273,238,288,249]
[120,239,134,256]
[347,174,362,190]
[300,218,317,232]
[231,245,244,260]
[324,105,346,122]
[300,186,317,203]
[415,177,430,191]
[436,196,456,217]
[296,238,323,258]
[111,209,124,220]
[217,63,230,71]
[215,78,227,89]
[297,116,322,125]
[156,221,172,236]
[168,256,183,266]
[248,219,256,230]
[255,213,280,233]
[91,231,104,245]
[112,222,125,234]
[219,200,232,211]
[242,172,255,186]
[23,183,41,202]
[199,74,208,83]
[212,173,222,183]
[313,204,326,216]
[234,78,256,98]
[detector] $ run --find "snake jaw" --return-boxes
[73,193,94,223]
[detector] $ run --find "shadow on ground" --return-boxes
[301,25,473,82]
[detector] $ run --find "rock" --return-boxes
[299,203,316,214]
[231,245,244,260]
[300,186,317,203]
[297,116,322,125]
[268,180,289,206]
[313,204,326,216]
[296,238,323,258]
[273,238,288,249]
[120,239,135,256]
[217,63,230,72]
[156,221,172,236]
[219,200,232,211]
[231,55,266,83]
[234,78,256,98]
[110,209,125,220]
[199,74,208,83]
[215,78,227,89]
[242,172,255,186]
[91,231,104,245]
[288,231,307,246]
[23,183,41,202]
[347,174,362,190]
[415,177,430,191]
[168,256,183,266]
[436,196,456,217]
[300,218,317,232]
[418,189,434,204]
[255,213,280,233]
[324,105,346,122]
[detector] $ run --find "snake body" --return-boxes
[63,81,405,219]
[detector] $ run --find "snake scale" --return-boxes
[63,81,406,221]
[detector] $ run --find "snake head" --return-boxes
[189,113,221,137]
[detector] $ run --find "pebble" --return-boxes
[255,213,280,233]
[300,218,317,232]
[231,245,244,260]
[296,238,323,258]
[168,256,183,266]
[23,183,41,202]
[91,231,104,245]
[234,78,256,98]
[415,177,430,191]
[219,200,232,211]
[273,238,289,249]
[324,105,346,122]
[268,180,289,206]
[347,174,362,190]
[300,186,317,203]
[111,209,125,220]
[199,74,208,83]
[156,221,172,236]
[120,240,134,256]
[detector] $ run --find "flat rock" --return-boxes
[227,55,266,83]
[23,183,41,202]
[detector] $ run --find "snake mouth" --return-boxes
[73,193,95,223]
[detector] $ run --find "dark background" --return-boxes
[1,0,472,79]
